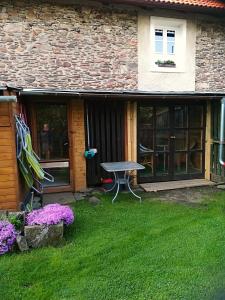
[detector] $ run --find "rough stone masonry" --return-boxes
[196,20,225,92]
[1,1,225,92]
[0,0,138,90]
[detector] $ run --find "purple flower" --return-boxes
[26,204,75,226]
[0,221,17,255]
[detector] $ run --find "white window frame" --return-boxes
[150,17,187,73]
[154,28,176,56]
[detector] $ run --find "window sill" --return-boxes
[156,63,176,68]
[150,65,185,73]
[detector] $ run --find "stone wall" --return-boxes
[0,0,137,90]
[196,19,225,92]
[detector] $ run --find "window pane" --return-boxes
[139,153,154,178]
[175,153,188,175]
[139,130,154,153]
[175,130,187,151]
[167,30,175,54]
[36,104,69,160]
[139,106,154,128]
[156,131,169,151]
[156,106,169,128]
[174,105,187,128]
[42,167,70,187]
[189,152,202,173]
[139,106,154,151]
[156,152,169,175]
[189,130,203,151]
[189,105,203,127]
[155,29,163,54]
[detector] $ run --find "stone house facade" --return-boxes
[0,1,138,90]
[0,0,225,210]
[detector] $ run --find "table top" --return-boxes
[100,161,145,172]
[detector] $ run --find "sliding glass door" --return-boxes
[138,102,205,183]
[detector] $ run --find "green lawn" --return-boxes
[1,192,225,300]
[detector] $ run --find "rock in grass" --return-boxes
[88,196,101,205]
[16,235,29,252]
[74,192,86,201]
[217,185,225,190]
[24,222,64,248]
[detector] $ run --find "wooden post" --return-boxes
[205,100,212,180]
[126,101,137,184]
[70,99,87,191]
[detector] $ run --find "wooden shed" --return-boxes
[1,87,225,211]
[0,90,20,210]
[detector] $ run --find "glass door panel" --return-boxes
[189,152,202,173]
[189,105,203,127]
[156,106,169,128]
[36,103,70,188]
[139,153,154,178]
[139,106,154,128]
[36,104,68,160]
[174,152,188,175]
[189,129,203,151]
[138,106,154,178]
[155,152,169,176]
[174,105,188,128]
[156,130,170,152]
[155,106,171,178]
[138,103,205,182]
[174,130,187,151]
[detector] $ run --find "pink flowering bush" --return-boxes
[0,221,17,255]
[26,204,75,226]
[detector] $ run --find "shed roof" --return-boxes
[20,88,225,100]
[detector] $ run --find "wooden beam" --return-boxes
[70,99,87,191]
[205,100,212,180]
[126,101,137,184]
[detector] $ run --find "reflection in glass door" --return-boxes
[138,103,205,183]
[155,106,170,177]
[35,103,70,188]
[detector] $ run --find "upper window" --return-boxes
[155,29,163,54]
[150,17,187,72]
[167,30,175,55]
[154,29,175,55]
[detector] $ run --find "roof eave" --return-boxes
[20,88,225,100]
[101,0,225,15]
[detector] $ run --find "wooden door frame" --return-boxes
[137,100,206,183]
[26,98,74,193]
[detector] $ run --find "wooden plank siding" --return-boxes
[0,98,20,211]
[85,100,125,186]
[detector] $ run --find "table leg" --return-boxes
[109,171,142,203]
[112,172,120,203]
[105,175,117,192]
[126,172,142,203]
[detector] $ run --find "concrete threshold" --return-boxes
[140,179,215,192]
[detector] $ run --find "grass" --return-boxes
[1,191,225,299]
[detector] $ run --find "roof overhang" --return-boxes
[99,0,225,15]
[20,88,225,100]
